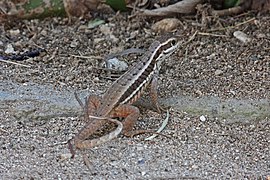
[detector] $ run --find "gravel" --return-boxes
[0,12,269,179]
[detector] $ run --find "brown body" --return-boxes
[73,36,180,150]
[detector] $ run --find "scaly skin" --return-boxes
[69,36,180,154]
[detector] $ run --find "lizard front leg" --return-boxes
[150,73,164,113]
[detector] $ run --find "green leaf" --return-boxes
[106,0,127,11]
[224,0,240,9]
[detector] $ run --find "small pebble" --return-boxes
[152,18,181,33]
[99,24,111,35]
[93,38,104,44]
[256,33,266,38]
[70,40,78,48]
[93,77,100,82]
[233,31,251,43]
[195,89,203,96]
[229,90,236,95]
[110,34,119,43]
[65,75,74,81]
[5,44,15,54]
[105,58,128,71]
[9,29,20,36]
[78,25,88,31]
[40,29,48,36]
[138,158,145,165]
[141,171,147,176]
[192,164,199,169]
[129,30,139,40]
[59,153,73,161]
[214,69,223,76]
[137,146,144,151]
[199,115,206,122]
[206,53,216,60]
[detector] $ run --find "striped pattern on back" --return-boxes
[96,37,180,116]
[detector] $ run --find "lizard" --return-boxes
[69,35,180,153]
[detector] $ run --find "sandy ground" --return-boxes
[0,10,269,179]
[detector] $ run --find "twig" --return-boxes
[209,17,256,32]
[0,59,31,67]
[33,43,44,49]
[179,30,198,47]
[48,140,69,147]
[198,32,228,37]
[68,139,76,158]
[128,129,171,139]
[70,54,103,60]
[138,0,202,17]
[83,153,93,169]
[47,47,58,62]
[74,92,84,108]
[211,6,245,17]
[105,48,145,60]
[0,128,8,133]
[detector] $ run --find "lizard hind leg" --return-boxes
[112,104,163,138]
[112,104,140,137]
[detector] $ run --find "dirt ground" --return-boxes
[0,11,269,179]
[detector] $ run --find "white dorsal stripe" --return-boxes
[120,64,157,104]
[120,37,180,104]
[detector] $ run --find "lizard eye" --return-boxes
[171,39,177,46]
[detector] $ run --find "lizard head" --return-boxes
[151,36,181,72]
